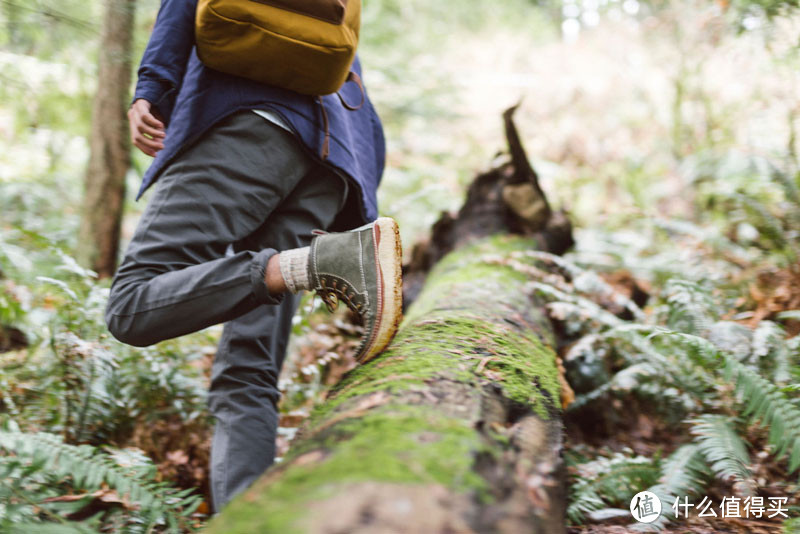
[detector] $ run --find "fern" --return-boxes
[635,444,711,531]
[751,320,792,384]
[768,167,800,213]
[777,310,800,323]
[567,481,606,525]
[651,444,710,502]
[530,281,624,329]
[3,524,100,534]
[690,414,756,495]
[602,325,717,407]
[507,250,647,321]
[567,453,661,524]
[569,362,659,411]
[737,193,799,261]
[784,516,800,534]
[662,279,717,336]
[0,426,201,532]
[723,355,800,473]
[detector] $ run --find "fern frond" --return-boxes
[569,362,658,411]
[646,328,720,368]
[567,325,719,414]
[690,414,756,495]
[777,310,800,322]
[603,324,719,402]
[0,429,200,531]
[508,250,647,321]
[653,444,710,499]
[3,523,100,534]
[662,279,717,335]
[737,193,798,260]
[768,167,800,215]
[784,515,800,534]
[723,355,800,473]
[567,480,605,524]
[568,454,660,524]
[605,323,720,368]
[751,321,792,384]
[651,217,752,271]
[529,281,624,329]
[635,444,711,531]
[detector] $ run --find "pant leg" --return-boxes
[208,167,348,511]
[105,112,314,347]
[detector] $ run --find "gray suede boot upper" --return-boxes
[308,217,403,363]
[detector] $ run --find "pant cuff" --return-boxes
[250,248,283,305]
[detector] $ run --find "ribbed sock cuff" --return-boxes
[279,246,311,293]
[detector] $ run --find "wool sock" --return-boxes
[278,246,311,293]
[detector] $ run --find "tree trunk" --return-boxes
[206,107,574,534]
[77,0,135,278]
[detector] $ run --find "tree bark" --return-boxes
[77,0,135,278]
[206,108,573,534]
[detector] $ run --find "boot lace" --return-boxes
[319,278,363,315]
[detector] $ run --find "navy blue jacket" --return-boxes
[133,0,385,226]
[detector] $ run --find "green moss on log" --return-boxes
[206,407,486,534]
[314,235,560,421]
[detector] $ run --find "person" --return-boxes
[103,0,401,513]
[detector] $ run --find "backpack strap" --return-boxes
[318,72,366,160]
[336,71,365,111]
[317,95,331,160]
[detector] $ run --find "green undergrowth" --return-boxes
[205,406,486,534]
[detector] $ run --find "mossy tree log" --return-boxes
[206,107,574,534]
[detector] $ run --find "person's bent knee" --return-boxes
[105,286,159,347]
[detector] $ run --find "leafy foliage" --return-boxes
[522,160,800,528]
[567,452,661,523]
[724,355,800,473]
[690,415,755,496]
[0,423,200,532]
[0,233,211,528]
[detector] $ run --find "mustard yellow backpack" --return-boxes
[195,0,361,96]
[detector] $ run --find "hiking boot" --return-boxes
[309,217,403,363]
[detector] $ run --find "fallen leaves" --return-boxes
[748,266,800,334]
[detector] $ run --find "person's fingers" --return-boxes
[133,141,156,158]
[128,115,151,156]
[138,121,165,139]
[133,137,159,157]
[128,100,164,157]
[140,111,165,131]
[133,132,164,152]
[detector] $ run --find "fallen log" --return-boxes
[206,106,574,534]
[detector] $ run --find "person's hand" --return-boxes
[128,99,165,157]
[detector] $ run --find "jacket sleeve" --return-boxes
[133,0,198,124]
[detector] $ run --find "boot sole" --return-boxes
[359,217,403,363]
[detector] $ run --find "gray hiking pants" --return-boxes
[105,111,347,512]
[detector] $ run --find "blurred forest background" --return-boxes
[1,0,800,532]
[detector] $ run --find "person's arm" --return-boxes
[129,0,197,156]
